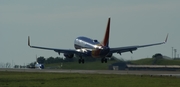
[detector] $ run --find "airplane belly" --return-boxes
[91,49,109,58]
[91,49,101,58]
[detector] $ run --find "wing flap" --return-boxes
[110,46,138,54]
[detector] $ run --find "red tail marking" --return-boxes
[102,18,110,47]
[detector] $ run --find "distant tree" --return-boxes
[54,57,64,63]
[152,53,163,59]
[37,56,46,64]
[14,65,19,68]
[152,53,163,65]
[30,62,36,66]
[63,57,75,62]
[46,57,55,64]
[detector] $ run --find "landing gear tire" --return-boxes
[82,59,84,64]
[104,59,107,63]
[78,59,85,64]
[101,58,107,63]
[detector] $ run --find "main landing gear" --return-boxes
[101,58,107,63]
[78,56,107,64]
[78,56,84,64]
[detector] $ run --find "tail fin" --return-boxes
[164,33,168,43]
[101,18,110,47]
[28,36,30,46]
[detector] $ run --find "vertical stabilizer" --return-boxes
[101,18,110,47]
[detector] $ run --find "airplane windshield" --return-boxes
[93,40,98,42]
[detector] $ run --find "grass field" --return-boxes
[130,58,180,65]
[0,71,180,87]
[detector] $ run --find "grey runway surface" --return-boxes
[1,68,180,77]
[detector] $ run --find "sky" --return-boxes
[0,0,180,65]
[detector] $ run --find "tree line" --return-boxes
[28,56,117,66]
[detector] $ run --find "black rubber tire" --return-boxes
[105,59,107,63]
[101,59,104,63]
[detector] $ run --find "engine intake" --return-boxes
[64,53,74,58]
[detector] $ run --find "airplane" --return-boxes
[35,61,44,69]
[35,55,44,69]
[28,55,44,69]
[28,18,168,64]
[27,55,44,69]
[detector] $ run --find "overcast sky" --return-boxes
[0,0,180,65]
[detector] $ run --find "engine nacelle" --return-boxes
[63,53,74,58]
[106,53,113,57]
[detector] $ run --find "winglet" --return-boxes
[164,33,168,43]
[28,36,31,46]
[101,18,110,47]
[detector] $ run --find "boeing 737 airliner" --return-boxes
[28,18,168,63]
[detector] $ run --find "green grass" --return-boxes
[130,58,180,65]
[0,71,180,87]
[130,58,153,65]
[45,58,180,70]
[155,59,180,65]
[45,60,117,70]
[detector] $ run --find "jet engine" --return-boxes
[64,53,74,58]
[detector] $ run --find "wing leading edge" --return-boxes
[110,34,168,54]
[28,36,82,55]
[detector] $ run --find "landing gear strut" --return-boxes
[101,58,107,63]
[78,56,84,64]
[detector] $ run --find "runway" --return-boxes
[1,68,180,77]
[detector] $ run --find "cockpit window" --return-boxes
[93,40,98,42]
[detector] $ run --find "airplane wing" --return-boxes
[28,36,83,55]
[109,34,168,54]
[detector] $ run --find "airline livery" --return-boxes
[28,18,168,63]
